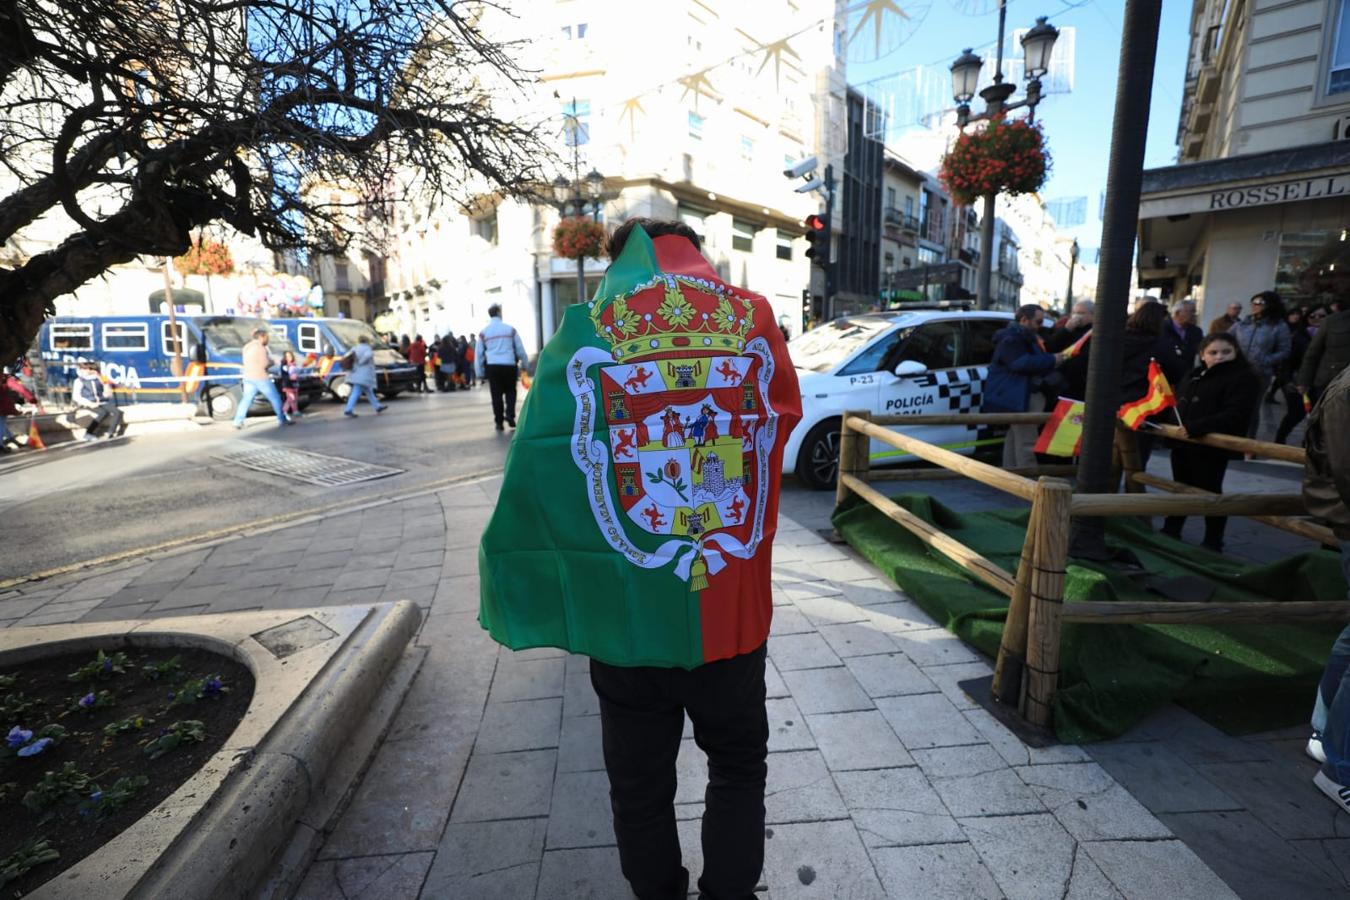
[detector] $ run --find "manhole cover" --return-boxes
[218,446,404,486]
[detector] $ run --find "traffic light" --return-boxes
[804,213,829,267]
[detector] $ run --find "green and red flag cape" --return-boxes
[478,226,802,668]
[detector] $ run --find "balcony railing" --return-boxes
[883,207,902,227]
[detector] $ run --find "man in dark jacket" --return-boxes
[1298,307,1350,401]
[984,304,1066,467]
[1301,366,1350,816]
[1167,300,1204,369]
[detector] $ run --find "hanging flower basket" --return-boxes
[173,237,234,277]
[938,117,1052,208]
[552,216,608,261]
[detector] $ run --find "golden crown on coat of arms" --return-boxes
[589,274,755,363]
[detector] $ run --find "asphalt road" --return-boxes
[0,388,514,580]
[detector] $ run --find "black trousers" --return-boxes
[590,644,768,900]
[1163,445,1230,548]
[484,364,518,426]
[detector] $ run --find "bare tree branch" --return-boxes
[0,0,553,361]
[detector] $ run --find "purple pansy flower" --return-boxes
[6,726,32,749]
[204,678,223,696]
[78,692,96,709]
[17,737,52,757]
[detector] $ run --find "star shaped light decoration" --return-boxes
[618,96,645,142]
[845,0,923,61]
[677,68,719,110]
[755,37,801,89]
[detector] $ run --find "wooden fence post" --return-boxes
[836,410,872,508]
[1022,480,1073,728]
[991,479,1045,705]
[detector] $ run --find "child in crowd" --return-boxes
[279,350,303,417]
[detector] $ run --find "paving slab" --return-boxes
[489,655,566,703]
[958,812,1080,900]
[449,748,558,823]
[546,770,619,849]
[421,819,546,900]
[916,744,1045,818]
[781,666,874,714]
[875,692,984,750]
[1017,762,1172,842]
[763,750,849,824]
[834,767,965,848]
[1082,839,1240,900]
[294,851,434,900]
[536,846,631,900]
[767,632,843,671]
[869,842,1002,900]
[1158,809,1350,899]
[843,652,937,699]
[816,621,906,658]
[475,697,563,754]
[806,711,912,771]
[766,697,817,752]
[760,820,887,899]
[558,712,605,773]
[1087,742,1242,814]
[319,736,470,859]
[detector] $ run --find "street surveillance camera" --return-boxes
[794,177,824,193]
[782,156,818,179]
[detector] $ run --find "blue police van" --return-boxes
[35,314,325,420]
[267,317,418,400]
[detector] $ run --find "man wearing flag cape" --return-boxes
[478,219,801,899]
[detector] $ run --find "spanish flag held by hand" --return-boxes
[1034,397,1086,456]
[1061,329,1091,360]
[1118,359,1176,430]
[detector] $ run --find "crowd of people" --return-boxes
[395,331,479,394]
[983,291,1349,551]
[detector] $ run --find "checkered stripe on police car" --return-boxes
[929,367,987,414]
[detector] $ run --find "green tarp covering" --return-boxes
[832,495,1346,743]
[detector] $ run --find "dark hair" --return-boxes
[1014,303,1044,325]
[282,350,296,363]
[607,217,701,259]
[1250,290,1284,320]
[1125,301,1169,336]
[487,303,501,319]
[1199,331,1246,364]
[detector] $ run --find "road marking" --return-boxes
[0,467,503,591]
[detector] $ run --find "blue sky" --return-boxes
[850,0,1192,252]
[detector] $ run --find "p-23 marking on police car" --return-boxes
[783,308,1013,489]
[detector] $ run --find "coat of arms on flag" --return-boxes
[568,245,783,592]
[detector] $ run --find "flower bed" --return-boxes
[0,646,253,895]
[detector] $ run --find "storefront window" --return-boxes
[1275,230,1350,307]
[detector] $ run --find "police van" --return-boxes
[36,314,325,420]
[785,305,1015,489]
[267,317,418,400]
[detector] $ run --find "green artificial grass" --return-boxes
[833,494,1346,743]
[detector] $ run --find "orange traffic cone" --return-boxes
[26,417,46,451]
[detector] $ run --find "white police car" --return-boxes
[784,304,1015,489]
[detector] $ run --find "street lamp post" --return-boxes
[1064,237,1079,314]
[551,166,606,306]
[949,2,1059,310]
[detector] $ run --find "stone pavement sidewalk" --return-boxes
[0,474,1251,899]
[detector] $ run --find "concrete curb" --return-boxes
[15,601,422,899]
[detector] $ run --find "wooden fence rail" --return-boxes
[833,410,1338,735]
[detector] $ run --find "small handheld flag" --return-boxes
[1060,329,1091,360]
[1034,398,1086,456]
[1118,359,1176,430]
[1304,392,1313,415]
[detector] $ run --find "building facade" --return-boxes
[878,152,977,303]
[371,0,846,352]
[1138,0,1350,317]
